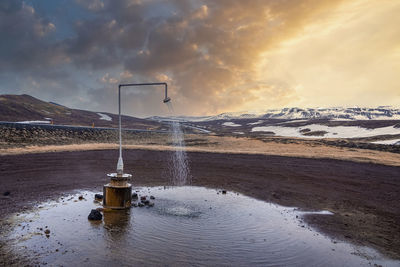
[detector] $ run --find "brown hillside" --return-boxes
[0,94,163,130]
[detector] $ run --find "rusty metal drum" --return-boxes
[103,173,132,209]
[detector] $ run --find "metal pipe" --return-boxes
[116,82,170,175]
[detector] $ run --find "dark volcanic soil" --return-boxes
[1,149,399,260]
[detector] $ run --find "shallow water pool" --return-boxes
[2,186,398,266]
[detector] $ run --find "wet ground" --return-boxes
[2,186,398,266]
[0,149,399,262]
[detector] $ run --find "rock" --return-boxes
[140,196,147,201]
[222,190,227,194]
[138,203,145,207]
[3,191,10,196]
[272,193,280,199]
[44,229,50,235]
[78,195,84,200]
[142,200,150,205]
[150,196,155,200]
[132,193,138,200]
[94,194,103,201]
[88,209,102,220]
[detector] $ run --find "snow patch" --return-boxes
[251,124,400,139]
[248,120,264,125]
[371,139,400,145]
[16,121,51,124]
[97,113,112,121]
[276,119,309,125]
[222,122,241,127]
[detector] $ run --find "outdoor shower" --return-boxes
[103,82,170,209]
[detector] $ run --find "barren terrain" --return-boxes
[1,124,400,263]
[0,147,399,260]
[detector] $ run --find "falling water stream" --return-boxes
[165,101,191,185]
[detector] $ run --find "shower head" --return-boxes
[163,97,171,103]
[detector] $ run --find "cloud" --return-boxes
[75,0,105,11]
[258,0,400,108]
[101,73,118,84]
[1,0,399,117]
[0,0,67,72]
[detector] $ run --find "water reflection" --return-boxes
[103,209,131,230]
[1,187,398,267]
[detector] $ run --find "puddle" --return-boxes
[1,186,398,266]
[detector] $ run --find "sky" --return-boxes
[0,0,399,117]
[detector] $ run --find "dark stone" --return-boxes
[3,191,10,196]
[272,193,280,199]
[138,203,145,207]
[222,190,227,194]
[94,194,103,200]
[88,209,102,220]
[150,196,155,200]
[132,193,138,200]
[142,200,150,205]
[140,196,146,201]
[78,195,84,200]
[44,229,50,235]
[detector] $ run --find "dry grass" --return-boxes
[1,135,400,167]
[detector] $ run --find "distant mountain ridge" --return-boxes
[0,94,163,130]
[151,107,400,122]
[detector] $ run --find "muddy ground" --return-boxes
[0,149,399,262]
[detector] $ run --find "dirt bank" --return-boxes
[2,136,400,167]
[0,149,399,260]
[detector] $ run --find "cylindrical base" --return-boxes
[103,183,132,209]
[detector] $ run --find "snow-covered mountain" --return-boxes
[150,107,400,122]
[260,107,400,120]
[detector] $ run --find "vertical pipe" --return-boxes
[117,85,123,175]
[119,85,122,159]
[116,82,169,175]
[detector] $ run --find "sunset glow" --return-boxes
[0,0,399,116]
